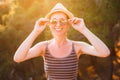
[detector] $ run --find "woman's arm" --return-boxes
[69,17,110,57]
[13,18,49,63]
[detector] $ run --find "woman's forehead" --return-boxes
[50,12,68,20]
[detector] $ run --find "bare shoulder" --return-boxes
[72,40,90,56]
[32,40,50,56]
[71,40,84,56]
[72,40,83,45]
[37,40,48,46]
[72,40,87,48]
[35,40,49,50]
[72,40,90,48]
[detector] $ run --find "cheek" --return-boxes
[64,25,69,29]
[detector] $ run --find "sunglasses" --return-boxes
[50,18,68,26]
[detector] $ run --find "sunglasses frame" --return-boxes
[50,18,68,26]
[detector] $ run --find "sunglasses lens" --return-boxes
[50,19,67,26]
[50,20,57,25]
[60,19,67,25]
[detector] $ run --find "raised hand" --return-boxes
[33,18,49,34]
[68,17,87,33]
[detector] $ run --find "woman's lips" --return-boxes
[55,27,63,31]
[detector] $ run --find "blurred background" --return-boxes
[0,0,120,80]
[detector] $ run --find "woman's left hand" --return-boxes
[68,17,87,33]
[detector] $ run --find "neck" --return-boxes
[53,35,68,48]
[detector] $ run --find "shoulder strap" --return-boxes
[45,39,52,52]
[72,41,75,53]
[45,40,49,51]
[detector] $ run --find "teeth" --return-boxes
[55,28,62,31]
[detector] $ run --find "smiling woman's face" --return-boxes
[49,12,69,36]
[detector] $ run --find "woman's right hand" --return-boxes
[33,18,49,34]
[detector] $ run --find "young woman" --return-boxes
[14,3,110,80]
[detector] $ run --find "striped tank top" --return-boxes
[44,42,78,80]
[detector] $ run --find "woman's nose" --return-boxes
[56,22,61,27]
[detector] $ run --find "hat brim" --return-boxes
[45,9,74,19]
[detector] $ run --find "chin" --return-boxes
[53,31,66,37]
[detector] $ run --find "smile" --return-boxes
[55,27,63,31]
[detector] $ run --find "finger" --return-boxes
[68,18,80,24]
[69,17,76,21]
[39,18,50,25]
[68,18,74,24]
[74,19,81,24]
[39,21,48,25]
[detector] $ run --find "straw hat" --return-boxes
[45,3,74,19]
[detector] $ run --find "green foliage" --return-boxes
[0,3,10,25]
